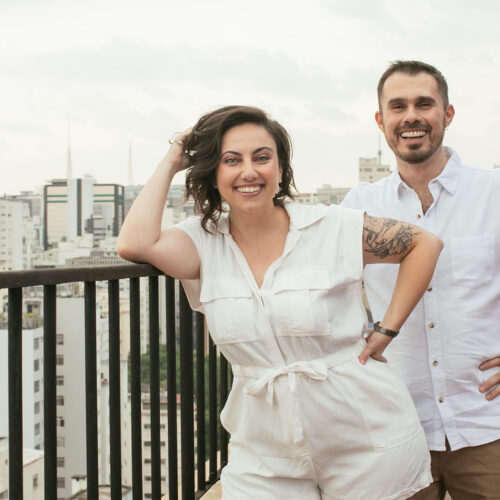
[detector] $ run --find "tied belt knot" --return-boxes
[242,359,329,406]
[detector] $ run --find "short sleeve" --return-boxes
[174,216,205,312]
[335,205,365,282]
[340,187,362,209]
[175,215,204,258]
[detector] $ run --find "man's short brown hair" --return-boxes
[377,60,449,110]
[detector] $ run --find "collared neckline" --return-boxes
[391,147,462,198]
[215,202,329,235]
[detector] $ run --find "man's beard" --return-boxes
[393,119,446,164]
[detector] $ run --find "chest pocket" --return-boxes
[451,235,494,289]
[271,267,331,336]
[200,277,258,345]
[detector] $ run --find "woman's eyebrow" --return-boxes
[221,150,241,156]
[253,147,273,154]
[221,146,273,156]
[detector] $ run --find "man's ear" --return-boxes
[375,110,384,132]
[444,104,455,128]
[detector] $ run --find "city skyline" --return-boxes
[2,0,500,196]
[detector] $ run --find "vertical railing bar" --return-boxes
[129,277,143,500]
[220,354,229,468]
[43,284,57,499]
[179,285,195,500]
[8,287,23,499]
[149,276,162,499]
[84,281,99,500]
[195,312,206,492]
[166,276,178,500]
[208,336,217,483]
[109,279,122,499]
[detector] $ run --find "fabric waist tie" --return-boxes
[232,339,366,406]
[231,339,365,444]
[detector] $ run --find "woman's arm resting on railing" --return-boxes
[117,130,200,280]
[359,214,443,364]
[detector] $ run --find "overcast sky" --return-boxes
[1,0,499,195]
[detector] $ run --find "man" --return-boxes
[343,60,500,499]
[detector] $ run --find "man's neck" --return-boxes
[397,146,450,191]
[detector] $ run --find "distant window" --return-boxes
[56,396,64,406]
[34,402,40,414]
[145,441,151,447]
[33,474,39,488]
[56,334,64,345]
[34,423,40,435]
[34,359,39,371]
[56,355,64,366]
[144,458,151,464]
[56,376,64,386]
[145,476,151,482]
[33,338,39,350]
[57,436,65,447]
[34,380,40,392]
[57,477,65,488]
[57,457,65,468]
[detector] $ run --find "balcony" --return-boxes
[0,265,230,499]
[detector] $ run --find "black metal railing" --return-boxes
[0,265,231,500]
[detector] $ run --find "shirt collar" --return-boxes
[391,147,462,198]
[215,201,328,234]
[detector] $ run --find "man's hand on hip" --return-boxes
[479,357,500,400]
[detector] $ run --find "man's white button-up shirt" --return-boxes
[343,148,500,451]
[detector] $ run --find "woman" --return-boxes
[118,106,442,500]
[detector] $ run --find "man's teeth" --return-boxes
[401,130,426,138]
[236,186,261,193]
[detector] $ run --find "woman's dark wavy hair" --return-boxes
[184,105,296,231]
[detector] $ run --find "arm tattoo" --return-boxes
[363,215,421,259]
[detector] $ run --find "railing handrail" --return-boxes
[0,263,162,288]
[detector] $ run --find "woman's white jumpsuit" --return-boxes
[177,203,432,500]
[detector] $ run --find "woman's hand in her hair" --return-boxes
[163,128,193,173]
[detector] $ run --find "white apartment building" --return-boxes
[0,198,36,271]
[0,438,44,500]
[315,185,351,205]
[294,192,318,205]
[140,393,182,499]
[358,157,392,183]
[53,295,132,499]
[0,321,44,451]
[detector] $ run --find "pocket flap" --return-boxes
[200,277,253,302]
[273,267,330,292]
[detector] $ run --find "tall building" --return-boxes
[43,179,124,250]
[0,198,37,271]
[358,157,391,183]
[0,321,44,450]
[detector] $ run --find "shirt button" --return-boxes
[439,397,444,403]
[433,360,438,366]
[428,322,435,328]
[427,286,432,292]
[416,214,422,219]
